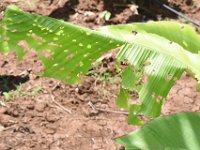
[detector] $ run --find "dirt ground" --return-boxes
[0,0,200,150]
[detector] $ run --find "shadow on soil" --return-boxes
[48,0,183,23]
[0,75,29,94]
[49,0,79,20]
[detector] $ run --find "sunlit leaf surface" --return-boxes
[116,112,200,150]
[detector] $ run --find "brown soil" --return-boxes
[0,0,200,150]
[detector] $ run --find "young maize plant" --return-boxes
[1,6,200,150]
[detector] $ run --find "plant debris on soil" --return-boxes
[0,0,200,150]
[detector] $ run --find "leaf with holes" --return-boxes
[0,6,123,84]
[100,23,200,117]
[1,6,200,119]
[99,21,200,53]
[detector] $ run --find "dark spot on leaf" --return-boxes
[143,61,151,66]
[132,31,138,35]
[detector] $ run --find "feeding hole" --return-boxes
[43,50,52,58]
[166,74,172,81]
[66,54,74,59]
[17,40,30,52]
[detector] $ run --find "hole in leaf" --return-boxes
[166,74,172,80]
[43,50,51,58]
[66,54,74,59]
[31,33,46,42]
[17,40,30,52]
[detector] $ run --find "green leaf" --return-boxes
[116,88,129,109]
[117,31,200,117]
[121,65,140,91]
[0,6,123,84]
[99,22,200,116]
[116,112,200,150]
[117,34,188,117]
[99,21,200,53]
[1,7,200,118]
[128,104,143,125]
